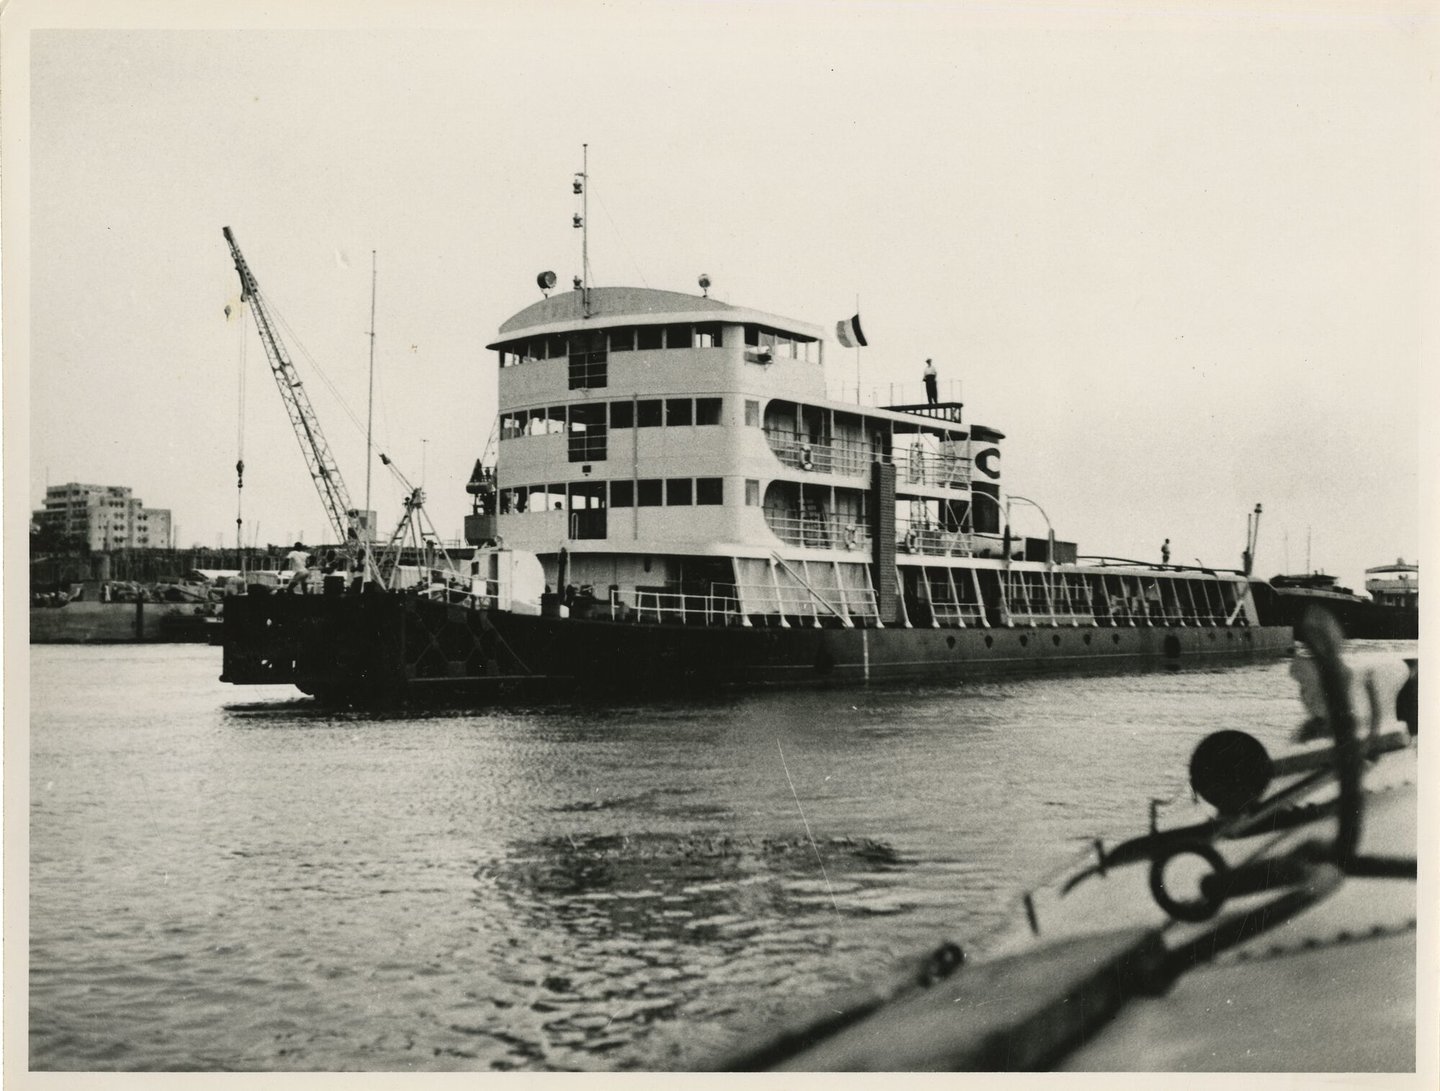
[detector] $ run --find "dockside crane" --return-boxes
[222,226,370,573]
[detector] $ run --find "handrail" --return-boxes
[770,554,855,628]
[763,428,879,476]
[765,511,870,551]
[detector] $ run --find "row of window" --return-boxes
[499,477,744,512]
[500,396,741,440]
[497,322,819,370]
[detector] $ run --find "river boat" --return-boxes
[1249,566,1418,640]
[219,245,1291,704]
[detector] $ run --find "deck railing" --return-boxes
[896,519,976,558]
[764,429,878,477]
[765,511,871,551]
[629,589,745,626]
[894,447,972,489]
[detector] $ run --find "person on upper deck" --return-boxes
[923,359,938,405]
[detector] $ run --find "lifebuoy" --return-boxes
[845,524,860,549]
[904,529,920,553]
[800,445,814,471]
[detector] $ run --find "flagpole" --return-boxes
[854,293,861,405]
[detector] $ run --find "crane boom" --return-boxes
[223,226,360,551]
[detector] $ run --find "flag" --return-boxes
[836,313,867,348]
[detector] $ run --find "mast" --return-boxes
[575,144,590,317]
[365,249,377,575]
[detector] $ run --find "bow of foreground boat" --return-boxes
[711,610,1421,1073]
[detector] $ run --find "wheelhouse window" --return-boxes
[609,327,635,352]
[666,479,693,505]
[569,330,607,389]
[745,479,760,505]
[695,322,723,348]
[609,400,634,428]
[664,324,692,349]
[637,479,663,506]
[744,400,760,427]
[610,480,634,507]
[743,323,817,363]
[637,399,663,427]
[696,478,723,505]
[637,326,663,350]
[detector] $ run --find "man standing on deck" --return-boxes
[285,541,311,594]
[923,358,938,405]
[1161,538,1171,565]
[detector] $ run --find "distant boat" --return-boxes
[1248,564,1417,640]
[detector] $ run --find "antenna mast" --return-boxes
[574,144,590,317]
[365,249,377,573]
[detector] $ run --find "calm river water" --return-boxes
[27,640,1416,1071]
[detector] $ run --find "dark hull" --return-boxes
[1247,583,1418,640]
[221,591,1292,705]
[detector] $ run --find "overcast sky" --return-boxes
[6,1,1435,591]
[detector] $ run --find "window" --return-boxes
[637,326,663,350]
[696,478,723,505]
[745,325,760,347]
[744,399,760,427]
[664,324,692,349]
[695,322,723,348]
[546,334,567,359]
[695,397,723,425]
[637,479,663,506]
[610,400,634,428]
[568,403,607,462]
[610,480,634,507]
[666,398,692,426]
[667,479,693,505]
[569,330,607,389]
[637,399,663,427]
[609,327,635,352]
[745,480,760,505]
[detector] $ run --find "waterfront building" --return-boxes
[33,483,172,550]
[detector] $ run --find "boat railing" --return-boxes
[628,588,745,626]
[928,600,987,627]
[897,519,976,558]
[895,447,972,489]
[735,580,881,628]
[766,511,871,552]
[763,429,881,477]
[411,575,499,609]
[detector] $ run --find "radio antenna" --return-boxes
[574,144,591,316]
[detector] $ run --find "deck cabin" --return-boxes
[470,286,1251,631]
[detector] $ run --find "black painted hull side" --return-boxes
[221,592,1293,704]
[1247,584,1418,640]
